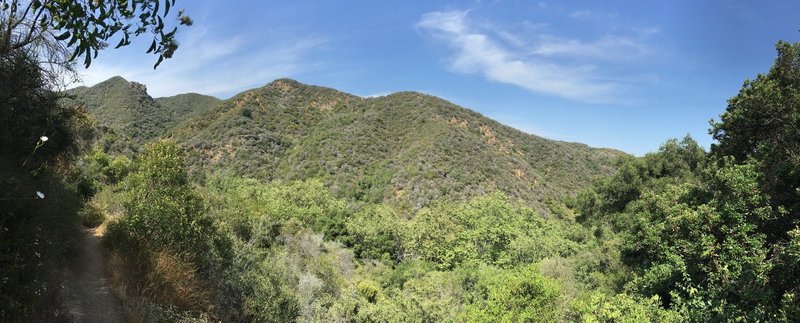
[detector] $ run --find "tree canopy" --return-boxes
[574,41,800,321]
[0,0,192,71]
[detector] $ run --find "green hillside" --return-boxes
[68,76,623,213]
[63,76,168,143]
[169,78,624,212]
[155,92,222,120]
[62,77,221,145]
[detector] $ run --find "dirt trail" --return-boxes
[72,227,125,322]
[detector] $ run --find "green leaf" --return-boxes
[55,31,71,41]
[146,39,156,53]
[115,37,125,49]
[83,50,92,68]
[69,45,81,60]
[67,33,79,47]
[153,55,164,69]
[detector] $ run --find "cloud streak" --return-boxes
[530,35,650,61]
[417,10,652,103]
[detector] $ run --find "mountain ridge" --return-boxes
[69,76,623,153]
[68,76,627,214]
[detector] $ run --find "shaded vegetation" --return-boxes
[0,49,86,320]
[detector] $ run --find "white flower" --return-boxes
[35,191,45,199]
[40,136,48,142]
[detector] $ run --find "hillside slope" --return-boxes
[169,79,625,212]
[63,77,220,144]
[67,76,623,213]
[155,92,222,120]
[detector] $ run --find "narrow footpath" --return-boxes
[73,227,125,322]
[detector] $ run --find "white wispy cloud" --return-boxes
[74,25,326,98]
[530,35,650,61]
[568,9,619,21]
[417,10,655,103]
[568,10,593,19]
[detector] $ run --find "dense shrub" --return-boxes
[574,42,800,321]
[104,141,234,318]
[0,49,84,320]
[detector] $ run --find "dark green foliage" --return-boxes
[574,136,705,226]
[381,259,434,289]
[0,171,82,320]
[0,0,192,68]
[577,138,792,319]
[622,161,776,318]
[81,149,132,190]
[711,40,800,245]
[0,49,83,320]
[1,51,79,167]
[576,41,800,322]
[346,205,403,262]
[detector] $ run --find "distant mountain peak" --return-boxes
[92,75,151,97]
[266,78,302,92]
[93,75,129,88]
[104,75,128,83]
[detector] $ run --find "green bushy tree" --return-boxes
[108,141,219,258]
[205,175,350,245]
[345,204,403,262]
[403,193,530,269]
[576,41,800,321]
[461,266,562,321]
[711,40,800,245]
[573,292,680,323]
[622,161,776,319]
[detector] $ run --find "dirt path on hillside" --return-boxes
[71,227,125,322]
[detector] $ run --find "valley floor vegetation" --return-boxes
[2,25,800,322]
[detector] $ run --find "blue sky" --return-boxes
[75,0,800,155]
